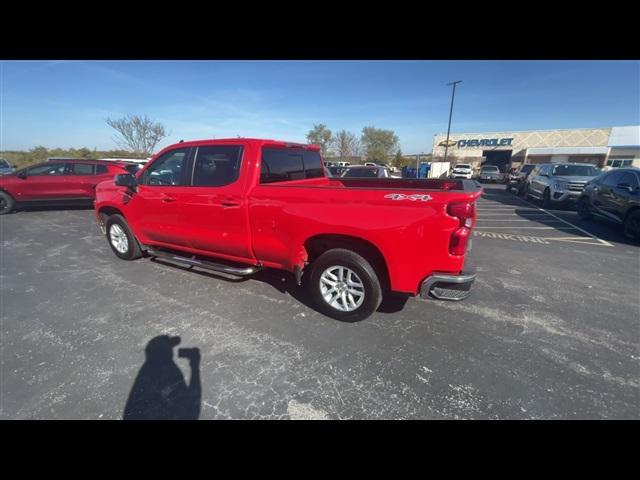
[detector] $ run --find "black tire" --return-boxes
[542,188,551,209]
[307,248,382,322]
[0,190,15,215]
[576,196,593,220]
[623,210,640,242]
[105,214,143,260]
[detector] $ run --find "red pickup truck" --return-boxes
[94,138,482,321]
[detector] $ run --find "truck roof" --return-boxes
[170,138,321,150]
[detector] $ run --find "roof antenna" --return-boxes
[179,139,184,143]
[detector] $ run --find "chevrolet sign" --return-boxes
[438,139,458,147]
[457,138,514,148]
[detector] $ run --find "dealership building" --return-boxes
[431,125,640,172]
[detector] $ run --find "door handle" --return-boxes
[221,201,240,208]
[162,196,176,203]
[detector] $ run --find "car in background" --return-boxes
[577,167,640,241]
[524,163,600,208]
[450,163,474,179]
[340,165,391,178]
[478,165,503,183]
[0,159,132,215]
[507,163,536,195]
[0,158,17,175]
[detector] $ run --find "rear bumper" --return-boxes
[419,271,477,301]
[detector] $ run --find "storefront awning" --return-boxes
[526,146,609,155]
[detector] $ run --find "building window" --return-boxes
[606,159,633,168]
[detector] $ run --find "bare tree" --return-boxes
[106,114,169,156]
[332,130,361,161]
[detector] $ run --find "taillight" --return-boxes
[448,201,475,255]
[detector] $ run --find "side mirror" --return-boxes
[115,173,137,191]
[17,170,27,179]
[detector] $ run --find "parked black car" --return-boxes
[577,168,640,241]
[326,166,348,177]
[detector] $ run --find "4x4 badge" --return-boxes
[384,193,433,202]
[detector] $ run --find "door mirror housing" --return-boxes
[17,170,27,179]
[115,173,137,191]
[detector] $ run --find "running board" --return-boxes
[146,247,261,276]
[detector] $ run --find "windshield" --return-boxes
[342,168,378,178]
[552,164,599,177]
[455,164,471,169]
[481,166,499,172]
[521,164,535,174]
[0,159,10,168]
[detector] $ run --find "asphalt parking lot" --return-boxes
[1,184,638,419]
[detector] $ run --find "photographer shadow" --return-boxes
[123,335,201,420]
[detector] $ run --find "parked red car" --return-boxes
[0,160,137,214]
[95,138,482,321]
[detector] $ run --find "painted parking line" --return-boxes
[475,190,614,247]
[472,230,610,246]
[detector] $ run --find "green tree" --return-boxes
[393,149,404,169]
[360,127,399,163]
[306,124,333,157]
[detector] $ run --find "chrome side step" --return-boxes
[146,247,261,276]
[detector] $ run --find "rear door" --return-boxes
[15,163,68,200]
[63,162,97,198]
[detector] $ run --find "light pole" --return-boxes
[443,80,462,164]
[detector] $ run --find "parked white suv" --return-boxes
[451,163,473,179]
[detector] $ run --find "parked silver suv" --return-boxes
[524,163,600,208]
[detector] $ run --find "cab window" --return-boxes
[618,172,638,189]
[602,171,624,187]
[192,146,242,187]
[141,149,188,186]
[26,163,66,176]
[68,163,95,175]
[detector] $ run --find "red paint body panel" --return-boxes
[95,139,482,295]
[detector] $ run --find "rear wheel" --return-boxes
[307,248,382,322]
[105,214,142,260]
[623,210,640,242]
[576,197,593,220]
[0,191,15,215]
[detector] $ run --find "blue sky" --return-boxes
[1,60,639,154]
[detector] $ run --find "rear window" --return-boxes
[342,168,379,178]
[260,148,323,184]
[481,165,499,172]
[96,164,108,174]
[455,164,471,169]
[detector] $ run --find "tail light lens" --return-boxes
[448,201,475,255]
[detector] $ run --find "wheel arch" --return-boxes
[303,234,390,291]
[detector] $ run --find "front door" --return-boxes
[125,147,193,248]
[15,163,69,201]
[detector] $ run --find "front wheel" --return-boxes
[542,188,551,208]
[105,214,143,260]
[0,191,15,215]
[623,210,640,242]
[576,197,593,220]
[307,248,382,322]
